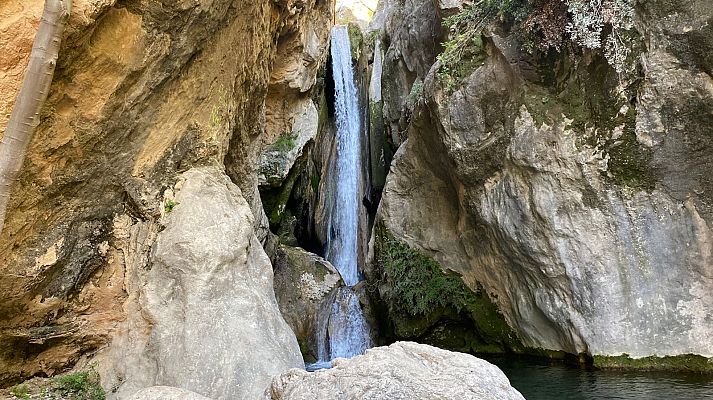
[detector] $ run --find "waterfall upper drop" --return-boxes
[327,25,362,288]
[310,26,372,367]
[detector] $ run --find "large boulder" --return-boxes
[272,245,343,362]
[95,167,303,399]
[263,342,525,400]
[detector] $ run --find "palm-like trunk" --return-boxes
[0,0,71,235]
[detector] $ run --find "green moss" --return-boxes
[374,222,472,315]
[373,222,523,352]
[594,354,713,374]
[262,181,295,228]
[310,173,320,192]
[521,51,655,191]
[271,132,297,153]
[347,23,363,61]
[298,339,317,364]
[260,148,309,231]
[406,79,424,107]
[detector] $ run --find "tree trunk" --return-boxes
[0,0,71,236]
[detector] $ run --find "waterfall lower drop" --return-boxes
[308,26,372,371]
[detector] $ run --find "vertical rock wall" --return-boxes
[369,0,713,363]
[0,0,334,391]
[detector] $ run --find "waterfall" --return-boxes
[326,25,362,287]
[309,26,372,369]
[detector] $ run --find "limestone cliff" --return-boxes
[0,0,333,389]
[369,0,713,365]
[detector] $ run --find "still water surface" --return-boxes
[488,356,713,400]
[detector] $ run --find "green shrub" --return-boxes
[373,222,524,349]
[436,0,639,91]
[53,369,105,400]
[11,384,29,400]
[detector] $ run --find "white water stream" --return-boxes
[310,26,372,369]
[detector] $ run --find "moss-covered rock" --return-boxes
[272,245,343,363]
[436,35,487,93]
[347,23,363,61]
[521,49,654,191]
[594,354,713,374]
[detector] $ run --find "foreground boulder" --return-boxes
[128,386,211,400]
[95,167,303,399]
[263,342,524,400]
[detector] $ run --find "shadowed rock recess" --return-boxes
[1,0,713,398]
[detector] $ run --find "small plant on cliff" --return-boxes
[436,0,638,90]
[272,132,297,152]
[406,79,424,109]
[164,199,179,213]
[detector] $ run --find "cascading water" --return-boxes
[309,25,372,370]
[328,287,371,359]
[326,25,362,288]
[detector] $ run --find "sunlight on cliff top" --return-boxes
[336,0,378,26]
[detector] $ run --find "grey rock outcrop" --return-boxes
[127,386,211,400]
[371,0,713,361]
[95,167,303,399]
[376,0,448,146]
[263,341,525,400]
[259,99,319,187]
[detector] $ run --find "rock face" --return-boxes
[370,0,713,360]
[272,245,343,362]
[263,342,525,400]
[0,0,332,388]
[94,167,303,399]
[259,100,319,187]
[372,0,448,148]
[127,386,211,400]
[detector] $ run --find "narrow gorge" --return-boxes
[0,0,712,399]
